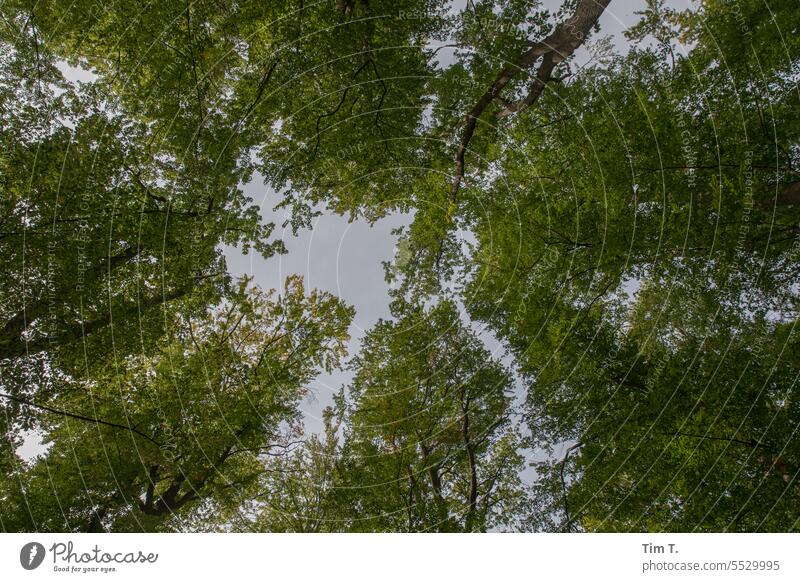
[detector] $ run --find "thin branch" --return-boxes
[310,60,372,160]
[1,392,162,447]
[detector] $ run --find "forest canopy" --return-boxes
[1,0,799,532]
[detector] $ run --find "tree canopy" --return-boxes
[1,0,799,532]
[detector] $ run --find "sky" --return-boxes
[224,190,411,433]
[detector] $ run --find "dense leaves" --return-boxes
[1,276,352,531]
[332,301,528,532]
[2,0,799,532]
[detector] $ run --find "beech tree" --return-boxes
[329,301,529,532]
[455,0,800,531]
[0,276,352,532]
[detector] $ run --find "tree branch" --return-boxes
[0,392,162,447]
[450,0,611,199]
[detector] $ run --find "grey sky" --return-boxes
[224,189,411,433]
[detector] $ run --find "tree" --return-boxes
[0,6,287,385]
[246,408,345,533]
[332,301,529,532]
[12,0,447,226]
[0,276,352,532]
[454,0,800,531]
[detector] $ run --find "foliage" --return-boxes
[1,276,352,532]
[2,0,800,533]
[330,301,529,532]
